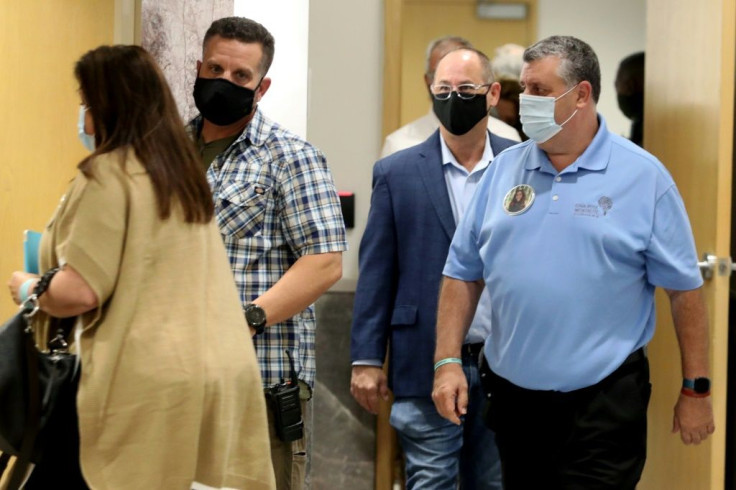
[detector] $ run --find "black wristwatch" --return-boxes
[245,303,267,334]
[682,377,711,395]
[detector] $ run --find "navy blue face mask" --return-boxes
[193,77,260,126]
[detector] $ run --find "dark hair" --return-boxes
[203,17,275,77]
[524,36,601,103]
[499,79,522,104]
[615,52,645,95]
[75,45,213,223]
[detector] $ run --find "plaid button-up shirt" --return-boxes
[189,109,348,388]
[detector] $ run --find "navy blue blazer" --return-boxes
[351,129,517,398]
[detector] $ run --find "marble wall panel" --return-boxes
[141,0,233,122]
[313,292,375,489]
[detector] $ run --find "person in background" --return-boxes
[491,43,527,140]
[615,51,645,146]
[491,43,525,80]
[8,45,275,490]
[187,17,348,490]
[380,35,520,157]
[351,47,515,490]
[433,36,713,489]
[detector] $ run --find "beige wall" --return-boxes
[0,0,122,319]
[307,0,384,291]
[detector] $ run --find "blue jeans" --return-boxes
[390,358,502,490]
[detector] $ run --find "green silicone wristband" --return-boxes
[19,279,36,303]
[434,357,462,371]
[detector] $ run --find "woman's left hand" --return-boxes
[8,271,39,305]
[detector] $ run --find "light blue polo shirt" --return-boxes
[440,131,494,344]
[444,115,703,391]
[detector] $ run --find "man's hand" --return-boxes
[432,363,467,425]
[672,393,715,444]
[350,366,390,414]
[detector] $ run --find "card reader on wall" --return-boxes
[338,191,355,229]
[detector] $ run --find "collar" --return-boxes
[524,114,612,174]
[188,107,271,148]
[440,130,494,174]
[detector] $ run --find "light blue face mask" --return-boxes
[519,84,579,144]
[77,105,95,152]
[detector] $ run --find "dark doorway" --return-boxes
[725,53,736,489]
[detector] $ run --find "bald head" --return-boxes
[434,48,494,86]
[424,36,473,85]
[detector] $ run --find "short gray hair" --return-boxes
[492,43,525,81]
[425,35,473,78]
[523,36,601,103]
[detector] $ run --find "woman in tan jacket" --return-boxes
[8,45,275,490]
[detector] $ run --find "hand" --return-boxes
[7,271,39,305]
[672,393,715,444]
[432,363,467,425]
[350,365,390,414]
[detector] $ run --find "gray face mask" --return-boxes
[519,84,579,143]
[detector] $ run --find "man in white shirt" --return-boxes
[381,36,521,157]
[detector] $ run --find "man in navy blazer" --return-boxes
[350,48,517,489]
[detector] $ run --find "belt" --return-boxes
[480,347,647,399]
[621,346,647,366]
[461,342,484,361]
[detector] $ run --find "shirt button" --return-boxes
[552,195,559,201]
[555,176,562,182]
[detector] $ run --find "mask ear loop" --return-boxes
[555,83,581,127]
[554,83,580,101]
[558,109,578,127]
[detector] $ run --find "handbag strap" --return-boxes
[30,266,61,300]
[6,267,61,490]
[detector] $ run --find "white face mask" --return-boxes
[519,84,579,143]
[77,105,95,152]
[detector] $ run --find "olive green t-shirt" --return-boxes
[197,133,239,170]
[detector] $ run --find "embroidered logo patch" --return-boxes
[503,184,534,215]
[598,196,613,215]
[574,196,613,218]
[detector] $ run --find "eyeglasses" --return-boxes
[430,83,491,100]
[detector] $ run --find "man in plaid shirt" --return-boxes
[188,17,347,490]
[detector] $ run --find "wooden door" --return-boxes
[0,0,118,321]
[639,0,734,488]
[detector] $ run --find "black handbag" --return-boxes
[0,268,81,489]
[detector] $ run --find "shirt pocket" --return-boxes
[216,181,270,238]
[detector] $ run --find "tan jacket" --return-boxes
[40,150,275,489]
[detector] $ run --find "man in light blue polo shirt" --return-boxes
[431,36,714,490]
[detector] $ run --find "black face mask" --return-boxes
[433,92,489,135]
[193,77,258,126]
[617,93,643,121]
